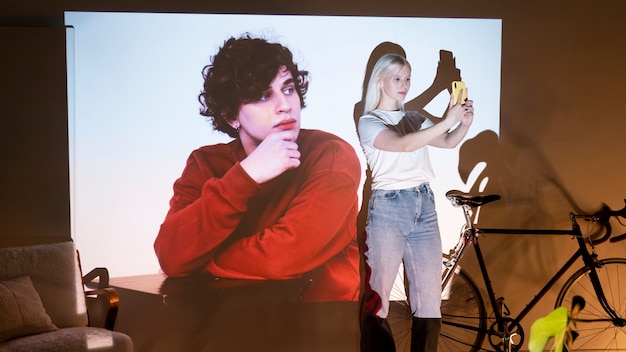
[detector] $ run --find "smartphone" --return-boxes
[452,81,467,105]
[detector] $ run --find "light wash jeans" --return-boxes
[364,182,442,318]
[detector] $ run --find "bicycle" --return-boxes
[387,190,626,351]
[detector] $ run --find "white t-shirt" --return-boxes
[358,109,435,190]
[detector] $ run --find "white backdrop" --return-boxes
[65,12,501,277]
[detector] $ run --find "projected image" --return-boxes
[64,13,502,286]
[153,35,362,302]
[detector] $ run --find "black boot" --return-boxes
[410,317,441,352]
[360,315,396,352]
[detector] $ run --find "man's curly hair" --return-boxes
[198,34,310,138]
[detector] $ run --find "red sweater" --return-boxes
[154,129,361,301]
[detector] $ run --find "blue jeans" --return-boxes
[364,183,442,318]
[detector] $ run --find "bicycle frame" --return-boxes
[441,203,623,350]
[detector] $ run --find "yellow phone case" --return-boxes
[452,81,467,105]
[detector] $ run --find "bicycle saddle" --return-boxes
[445,190,501,208]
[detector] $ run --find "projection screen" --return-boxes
[65,12,501,277]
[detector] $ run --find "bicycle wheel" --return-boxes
[441,265,487,352]
[556,258,626,351]
[387,261,486,352]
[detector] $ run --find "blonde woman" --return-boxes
[358,53,474,352]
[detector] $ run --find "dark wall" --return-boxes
[1,25,69,246]
[2,1,626,346]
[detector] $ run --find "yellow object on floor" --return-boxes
[528,306,568,352]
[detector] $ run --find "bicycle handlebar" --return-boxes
[574,199,626,244]
[598,199,626,243]
[590,199,626,221]
[610,231,626,243]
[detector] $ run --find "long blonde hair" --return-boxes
[363,53,411,114]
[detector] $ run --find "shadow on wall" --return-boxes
[459,128,584,229]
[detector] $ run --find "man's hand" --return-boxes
[240,131,301,184]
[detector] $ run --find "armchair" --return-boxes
[0,241,133,352]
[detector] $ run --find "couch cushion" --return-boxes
[0,326,134,352]
[0,242,88,328]
[0,276,59,342]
